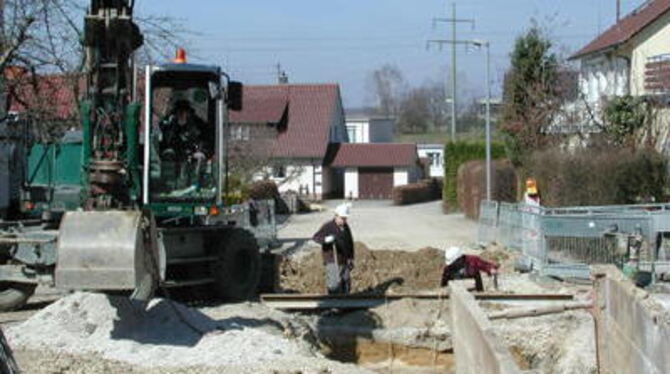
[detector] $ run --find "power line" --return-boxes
[429,3,475,141]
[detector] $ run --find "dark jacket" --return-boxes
[312,219,354,264]
[160,114,213,159]
[441,255,498,287]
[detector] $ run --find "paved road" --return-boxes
[277,200,477,254]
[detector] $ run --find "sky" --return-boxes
[135,0,648,109]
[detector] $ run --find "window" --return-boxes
[346,125,357,143]
[427,152,442,167]
[231,126,250,141]
[273,165,286,178]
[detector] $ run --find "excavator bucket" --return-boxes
[55,211,158,296]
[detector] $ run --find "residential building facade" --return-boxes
[417,144,444,178]
[345,116,394,144]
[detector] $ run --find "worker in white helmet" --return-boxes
[440,247,499,291]
[312,203,354,294]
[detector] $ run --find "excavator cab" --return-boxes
[143,57,242,213]
[56,54,253,300]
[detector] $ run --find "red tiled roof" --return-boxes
[331,143,418,168]
[232,84,342,159]
[6,70,83,120]
[571,0,670,59]
[229,86,288,124]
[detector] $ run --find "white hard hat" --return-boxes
[445,247,463,266]
[334,203,350,218]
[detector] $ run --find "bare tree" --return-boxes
[1,0,188,140]
[367,64,407,117]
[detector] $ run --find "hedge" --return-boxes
[526,147,667,207]
[443,141,506,212]
[393,178,443,206]
[457,159,517,219]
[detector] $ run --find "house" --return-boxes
[230,84,348,199]
[345,115,395,143]
[570,0,670,107]
[331,143,422,199]
[417,144,444,178]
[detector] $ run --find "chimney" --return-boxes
[278,71,289,84]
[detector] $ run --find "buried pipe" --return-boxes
[487,300,593,320]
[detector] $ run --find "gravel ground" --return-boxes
[277,200,476,255]
[7,292,373,373]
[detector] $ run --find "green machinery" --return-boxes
[0,0,266,310]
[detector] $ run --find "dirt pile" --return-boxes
[7,292,372,373]
[280,243,445,294]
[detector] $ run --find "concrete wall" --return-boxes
[393,168,408,187]
[344,167,358,199]
[450,281,529,374]
[592,265,670,374]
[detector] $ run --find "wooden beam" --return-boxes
[260,292,575,310]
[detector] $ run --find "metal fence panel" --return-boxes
[477,200,670,278]
[477,200,498,245]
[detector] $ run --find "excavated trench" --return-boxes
[299,298,455,373]
[318,327,454,373]
[276,243,515,373]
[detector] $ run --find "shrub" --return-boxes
[248,180,279,200]
[247,180,293,214]
[393,178,443,205]
[526,147,667,207]
[443,141,506,212]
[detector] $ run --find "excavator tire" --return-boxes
[212,228,261,301]
[0,283,36,312]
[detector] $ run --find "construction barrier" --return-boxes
[478,201,670,279]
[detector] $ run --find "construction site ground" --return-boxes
[1,202,599,373]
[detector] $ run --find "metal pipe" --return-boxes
[451,2,457,141]
[142,65,151,205]
[485,41,492,201]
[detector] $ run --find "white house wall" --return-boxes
[344,168,358,199]
[393,168,408,186]
[268,161,333,199]
[579,55,629,106]
[345,120,369,143]
[417,146,445,178]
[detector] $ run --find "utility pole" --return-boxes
[431,3,474,141]
[616,0,621,22]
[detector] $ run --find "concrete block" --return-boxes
[591,265,670,374]
[450,281,526,374]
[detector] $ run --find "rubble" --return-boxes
[6,292,371,373]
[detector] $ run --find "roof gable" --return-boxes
[571,0,670,59]
[330,143,419,168]
[232,84,342,159]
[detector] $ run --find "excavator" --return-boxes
[0,0,264,309]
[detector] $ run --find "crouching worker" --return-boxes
[440,247,499,291]
[312,204,354,294]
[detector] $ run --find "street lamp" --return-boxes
[471,39,492,201]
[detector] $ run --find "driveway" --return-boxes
[277,200,477,254]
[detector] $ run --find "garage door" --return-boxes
[358,167,393,199]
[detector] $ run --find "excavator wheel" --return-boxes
[211,228,261,301]
[0,283,36,312]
